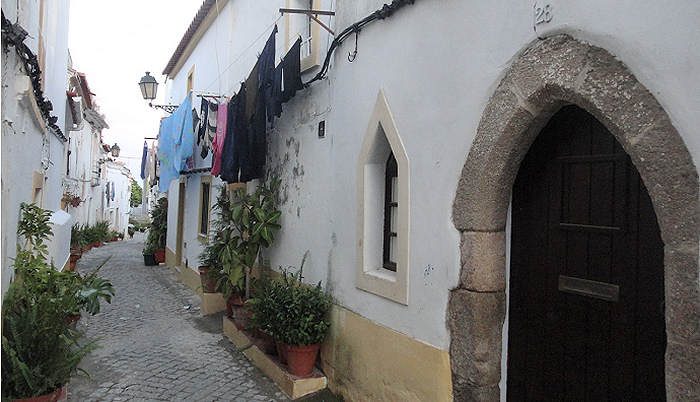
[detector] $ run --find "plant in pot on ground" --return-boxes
[149,197,168,263]
[228,177,282,300]
[271,264,332,376]
[202,186,245,315]
[142,239,157,266]
[245,270,278,355]
[2,203,102,400]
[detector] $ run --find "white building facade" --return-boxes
[1,0,72,292]
[102,160,132,236]
[158,1,699,400]
[64,66,112,228]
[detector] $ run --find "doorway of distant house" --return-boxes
[175,181,186,265]
[507,105,666,400]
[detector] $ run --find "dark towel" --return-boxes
[281,37,304,103]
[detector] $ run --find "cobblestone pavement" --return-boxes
[68,234,288,401]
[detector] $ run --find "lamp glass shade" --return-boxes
[138,72,158,100]
[111,143,120,157]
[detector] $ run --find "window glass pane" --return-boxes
[391,176,398,202]
[390,206,397,232]
[201,183,210,234]
[389,236,397,263]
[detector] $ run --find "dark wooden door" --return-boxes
[507,106,666,401]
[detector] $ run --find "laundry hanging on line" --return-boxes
[211,26,305,184]
[157,92,196,192]
[140,141,148,180]
[155,24,306,186]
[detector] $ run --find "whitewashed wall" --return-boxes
[1,0,72,293]
[162,0,700,353]
[103,161,132,235]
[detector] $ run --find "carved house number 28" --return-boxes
[534,3,553,25]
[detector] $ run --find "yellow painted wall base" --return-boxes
[223,316,327,399]
[320,305,453,402]
[165,247,226,315]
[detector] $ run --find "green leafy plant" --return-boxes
[2,278,96,399]
[17,203,52,260]
[147,197,167,250]
[142,239,156,255]
[2,203,103,399]
[130,179,142,208]
[199,186,244,299]
[264,255,333,346]
[93,221,111,243]
[229,177,282,299]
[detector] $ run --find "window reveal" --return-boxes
[383,153,398,272]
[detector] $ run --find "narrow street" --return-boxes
[68,235,288,402]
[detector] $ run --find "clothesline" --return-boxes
[202,13,283,94]
[155,23,306,191]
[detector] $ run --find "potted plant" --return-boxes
[149,198,168,263]
[197,244,219,294]
[245,271,277,355]
[228,178,282,300]
[128,227,135,239]
[142,241,157,266]
[202,186,244,314]
[2,203,98,400]
[271,261,332,377]
[62,191,82,208]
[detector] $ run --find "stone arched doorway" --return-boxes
[448,35,699,401]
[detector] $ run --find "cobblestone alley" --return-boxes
[68,235,288,401]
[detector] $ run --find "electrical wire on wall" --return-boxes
[304,0,415,87]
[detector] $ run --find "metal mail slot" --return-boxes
[558,275,619,302]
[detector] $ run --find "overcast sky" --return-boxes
[68,1,203,186]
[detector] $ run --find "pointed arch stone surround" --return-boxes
[448,35,699,401]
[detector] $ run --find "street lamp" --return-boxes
[110,143,120,157]
[138,71,179,114]
[138,72,158,100]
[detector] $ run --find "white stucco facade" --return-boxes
[161,0,700,351]
[103,161,132,236]
[157,1,699,399]
[63,66,113,228]
[1,0,72,293]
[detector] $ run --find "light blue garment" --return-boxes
[157,93,195,192]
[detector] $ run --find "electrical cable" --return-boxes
[304,0,415,87]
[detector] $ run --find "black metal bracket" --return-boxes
[149,102,179,114]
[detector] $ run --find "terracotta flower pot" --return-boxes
[92,241,101,248]
[276,340,289,365]
[286,343,320,377]
[256,329,277,355]
[13,386,67,402]
[69,253,80,264]
[68,259,77,272]
[154,248,165,263]
[225,298,234,318]
[198,266,217,293]
[230,293,245,306]
[65,313,80,326]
